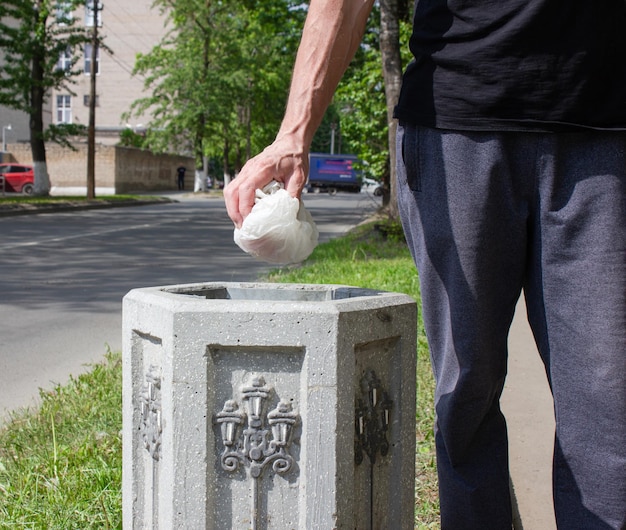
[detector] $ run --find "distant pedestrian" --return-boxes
[176,166,186,190]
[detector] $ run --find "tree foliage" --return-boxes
[308,1,412,217]
[330,2,413,199]
[127,0,305,178]
[332,6,389,179]
[128,0,412,207]
[0,0,90,195]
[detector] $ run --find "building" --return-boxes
[0,0,197,194]
[0,0,168,149]
[54,0,168,145]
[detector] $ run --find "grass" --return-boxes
[0,220,439,528]
[0,350,122,529]
[0,194,143,204]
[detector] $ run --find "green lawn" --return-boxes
[0,194,142,204]
[0,220,439,529]
[0,351,122,529]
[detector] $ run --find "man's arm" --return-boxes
[224,0,374,227]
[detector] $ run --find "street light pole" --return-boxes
[2,124,12,152]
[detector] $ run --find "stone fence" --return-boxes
[6,143,195,194]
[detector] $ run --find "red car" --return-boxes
[0,163,35,194]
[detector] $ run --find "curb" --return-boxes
[0,197,175,217]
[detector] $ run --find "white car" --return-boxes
[361,177,383,196]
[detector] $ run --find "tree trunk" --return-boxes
[194,113,208,191]
[223,134,232,186]
[195,33,210,193]
[30,35,50,196]
[379,0,403,219]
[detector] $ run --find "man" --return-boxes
[176,165,186,190]
[224,1,626,528]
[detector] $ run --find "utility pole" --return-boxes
[86,1,101,199]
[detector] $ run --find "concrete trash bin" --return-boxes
[122,282,417,529]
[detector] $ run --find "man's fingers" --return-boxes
[224,165,272,226]
[225,184,255,228]
[224,147,309,226]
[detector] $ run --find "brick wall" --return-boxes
[7,143,194,193]
[114,146,194,192]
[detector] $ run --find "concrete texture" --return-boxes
[122,282,417,529]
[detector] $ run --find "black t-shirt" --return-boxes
[394,0,626,131]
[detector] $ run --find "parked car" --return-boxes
[361,177,383,196]
[0,164,34,194]
[205,176,225,190]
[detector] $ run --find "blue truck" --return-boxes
[306,153,361,194]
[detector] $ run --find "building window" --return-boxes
[56,1,73,25]
[57,48,72,72]
[85,0,102,27]
[84,44,100,75]
[56,95,72,124]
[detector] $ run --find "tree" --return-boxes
[0,0,89,196]
[318,1,412,216]
[378,0,412,217]
[127,0,304,186]
[333,8,388,178]
[127,0,240,187]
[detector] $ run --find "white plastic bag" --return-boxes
[233,181,319,265]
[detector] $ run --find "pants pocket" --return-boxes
[401,123,422,192]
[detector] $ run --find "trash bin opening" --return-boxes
[162,284,383,302]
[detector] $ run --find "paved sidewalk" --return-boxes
[502,298,557,530]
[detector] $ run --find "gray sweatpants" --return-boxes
[396,124,626,530]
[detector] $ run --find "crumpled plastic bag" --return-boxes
[234,181,319,265]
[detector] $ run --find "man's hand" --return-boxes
[224,140,309,228]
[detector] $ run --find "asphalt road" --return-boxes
[0,191,381,422]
